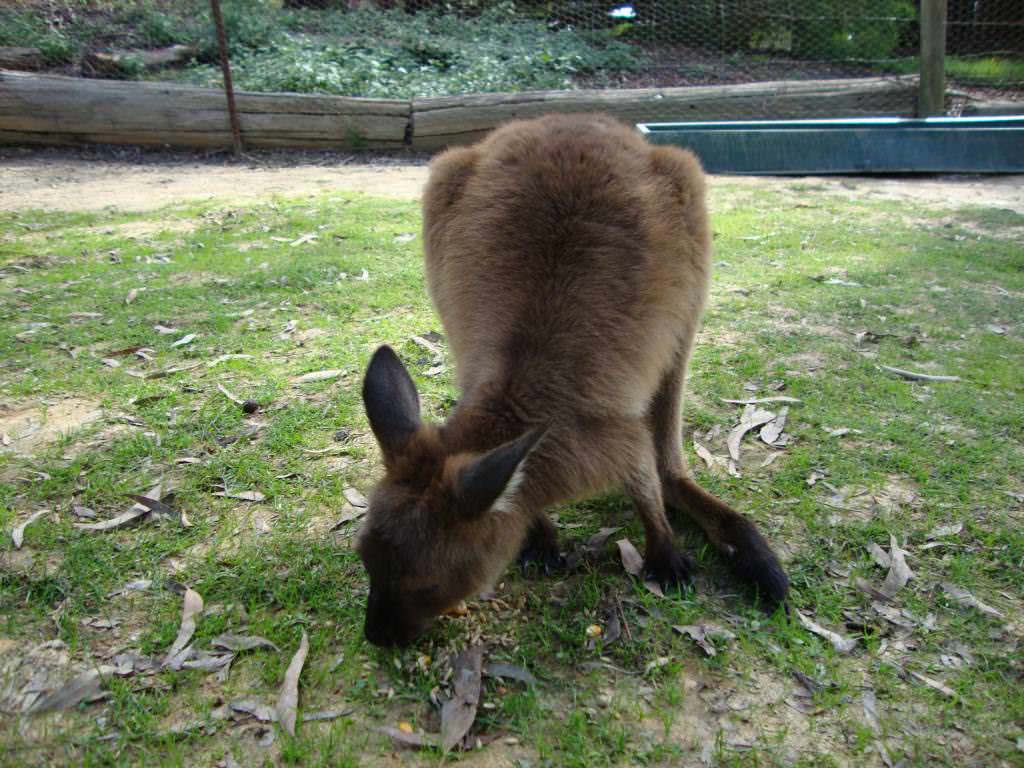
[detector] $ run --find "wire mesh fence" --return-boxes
[1,0,1022,152]
[282,0,1023,119]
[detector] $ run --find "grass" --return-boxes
[888,55,1024,87]
[0,180,1022,766]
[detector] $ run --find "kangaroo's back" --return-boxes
[422,114,711,413]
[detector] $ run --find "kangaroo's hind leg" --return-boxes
[618,421,696,591]
[647,344,789,606]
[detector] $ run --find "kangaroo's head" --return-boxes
[357,346,542,646]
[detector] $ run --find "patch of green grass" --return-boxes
[888,55,1024,87]
[0,184,1021,766]
[947,55,1024,86]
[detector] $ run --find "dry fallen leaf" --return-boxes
[879,365,960,383]
[75,482,162,531]
[276,630,309,737]
[304,709,353,722]
[616,538,664,597]
[926,523,963,539]
[217,382,244,405]
[644,656,670,675]
[411,334,443,356]
[206,353,254,368]
[343,487,369,508]
[867,541,891,569]
[11,508,48,549]
[211,633,280,653]
[759,406,789,445]
[583,526,621,556]
[483,662,537,686]
[941,582,1005,619]
[378,726,439,749]
[880,535,914,598]
[720,396,801,405]
[27,669,107,715]
[293,369,344,384]
[108,579,152,597]
[231,699,277,722]
[795,609,858,653]
[907,669,955,698]
[164,587,204,668]
[213,489,266,502]
[441,645,483,751]
[672,624,737,657]
[182,650,234,672]
[727,405,776,461]
[693,441,717,471]
[125,288,138,305]
[330,503,366,530]
[616,538,644,577]
[170,333,196,348]
[128,493,190,528]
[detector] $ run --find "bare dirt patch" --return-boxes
[0,149,431,212]
[0,398,104,455]
[2,146,1022,215]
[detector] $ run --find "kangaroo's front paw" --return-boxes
[643,544,696,592]
[518,524,564,576]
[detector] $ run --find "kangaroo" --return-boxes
[357,114,788,647]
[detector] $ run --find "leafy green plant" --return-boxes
[0,10,76,64]
[791,0,917,60]
[173,5,642,97]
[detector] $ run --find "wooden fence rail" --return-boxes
[0,69,923,152]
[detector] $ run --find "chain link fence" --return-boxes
[284,0,1023,119]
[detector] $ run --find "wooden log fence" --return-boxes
[410,77,919,151]
[1,70,929,153]
[0,70,409,150]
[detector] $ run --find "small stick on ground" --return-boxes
[615,595,633,642]
[879,365,961,382]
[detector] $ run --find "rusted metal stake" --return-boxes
[210,0,243,155]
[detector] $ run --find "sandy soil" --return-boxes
[2,146,1023,214]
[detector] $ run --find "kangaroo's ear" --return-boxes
[362,345,421,459]
[455,426,546,517]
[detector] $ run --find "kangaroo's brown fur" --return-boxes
[357,114,787,646]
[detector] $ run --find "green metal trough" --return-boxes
[637,116,1024,174]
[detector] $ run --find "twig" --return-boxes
[879,365,961,382]
[615,595,633,643]
[216,382,244,405]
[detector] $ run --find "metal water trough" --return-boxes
[637,116,1024,174]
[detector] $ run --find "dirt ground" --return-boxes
[2,146,1024,213]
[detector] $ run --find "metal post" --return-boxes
[210,0,243,155]
[918,0,948,117]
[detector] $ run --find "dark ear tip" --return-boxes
[369,344,400,367]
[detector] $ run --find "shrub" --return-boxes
[0,10,76,64]
[176,4,642,97]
